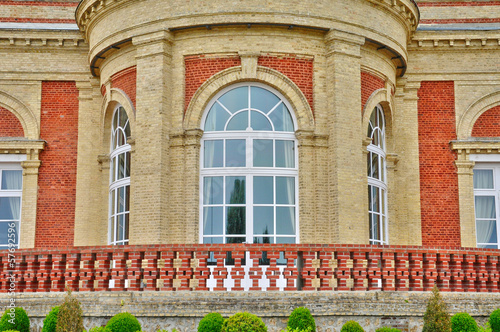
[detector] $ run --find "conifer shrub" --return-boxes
[451,313,478,332]
[422,285,451,332]
[105,313,141,332]
[198,313,225,332]
[376,328,401,332]
[56,290,83,332]
[221,312,267,332]
[2,330,20,332]
[42,306,60,332]
[490,309,500,332]
[287,307,316,332]
[85,327,111,332]
[340,321,364,332]
[0,307,30,332]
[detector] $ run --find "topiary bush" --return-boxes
[451,313,478,332]
[2,330,20,332]
[42,306,60,332]
[56,290,83,332]
[490,309,500,332]
[85,327,111,332]
[221,312,267,332]
[287,307,316,332]
[376,328,401,332]
[0,307,30,332]
[281,328,313,332]
[198,313,225,332]
[340,321,364,332]
[105,313,141,332]
[422,285,451,332]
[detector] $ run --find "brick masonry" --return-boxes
[417,81,461,246]
[110,66,137,108]
[361,71,385,112]
[471,105,500,137]
[35,81,79,248]
[0,106,24,137]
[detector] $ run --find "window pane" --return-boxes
[203,177,223,205]
[276,140,294,168]
[226,237,246,244]
[124,186,130,211]
[0,221,18,246]
[250,87,280,113]
[276,237,295,244]
[269,104,293,132]
[477,220,497,244]
[204,140,223,168]
[253,139,273,167]
[474,169,494,189]
[226,177,245,204]
[203,207,223,235]
[226,207,245,235]
[1,170,22,190]
[0,197,20,220]
[475,196,496,219]
[276,177,295,204]
[276,207,295,235]
[253,237,273,244]
[226,139,246,167]
[117,153,126,179]
[254,176,273,204]
[370,186,380,213]
[110,189,116,214]
[226,111,248,131]
[370,213,380,241]
[118,107,128,129]
[205,103,230,132]
[125,152,131,178]
[370,153,379,179]
[253,206,274,235]
[203,237,223,244]
[111,157,116,183]
[117,214,126,241]
[251,111,272,131]
[118,186,127,213]
[219,86,248,114]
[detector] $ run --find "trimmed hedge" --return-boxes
[287,308,315,332]
[0,307,30,332]
[221,313,267,332]
[42,306,60,332]
[451,313,478,332]
[198,313,225,332]
[376,328,401,332]
[340,321,364,332]
[105,313,141,332]
[490,309,500,332]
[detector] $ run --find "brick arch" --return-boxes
[361,88,393,138]
[471,105,500,137]
[0,106,24,137]
[0,90,39,139]
[457,90,500,139]
[184,66,314,132]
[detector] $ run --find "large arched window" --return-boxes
[367,105,388,245]
[109,106,131,245]
[200,83,298,244]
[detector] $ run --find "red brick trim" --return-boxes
[418,81,461,246]
[0,1,78,6]
[0,106,24,137]
[110,66,136,108]
[0,18,76,23]
[361,71,385,113]
[471,105,500,137]
[36,81,79,249]
[420,18,500,24]
[418,1,500,6]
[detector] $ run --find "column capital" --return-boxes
[325,29,364,58]
[133,30,173,60]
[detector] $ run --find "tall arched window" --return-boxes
[200,83,298,244]
[367,105,388,245]
[109,106,131,245]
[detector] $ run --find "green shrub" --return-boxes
[287,307,316,332]
[340,321,364,332]
[480,322,493,332]
[105,313,141,332]
[85,327,111,332]
[451,313,478,332]
[198,313,225,332]
[422,285,451,332]
[221,312,267,332]
[281,327,313,332]
[2,330,20,332]
[376,328,401,332]
[490,309,500,332]
[0,307,30,332]
[42,306,60,332]
[56,290,83,332]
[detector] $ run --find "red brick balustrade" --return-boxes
[1,244,500,293]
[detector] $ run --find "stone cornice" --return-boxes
[0,139,45,160]
[410,31,500,49]
[451,140,500,155]
[0,30,86,50]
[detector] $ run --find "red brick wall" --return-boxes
[258,54,314,112]
[184,55,241,110]
[471,105,500,137]
[361,71,385,112]
[418,81,461,246]
[111,66,136,108]
[0,106,24,137]
[36,81,79,248]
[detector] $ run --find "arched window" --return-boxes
[200,83,298,244]
[367,105,388,245]
[109,106,131,245]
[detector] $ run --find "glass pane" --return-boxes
[219,87,248,114]
[203,207,223,235]
[226,207,245,235]
[118,186,127,213]
[253,139,273,167]
[111,157,116,183]
[205,103,230,132]
[204,140,223,168]
[370,213,380,241]
[370,186,380,213]
[113,109,118,131]
[370,153,379,179]
[203,177,223,205]
[276,237,295,244]
[226,177,245,204]
[474,169,494,189]
[276,177,295,204]
[250,87,280,113]
[251,111,272,131]
[253,206,274,235]
[254,176,273,204]
[117,214,125,241]
[269,104,294,132]
[0,222,18,246]
[124,213,129,241]
[226,111,248,131]
[226,237,245,244]
[226,139,246,167]
[477,220,497,244]
[475,196,496,219]
[1,170,22,190]
[0,197,20,220]
[117,129,126,147]
[276,140,294,168]
[125,186,130,211]
[110,189,116,215]
[253,237,273,244]
[118,107,128,129]
[276,207,295,235]
[203,237,223,244]
[125,152,131,178]
[118,153,126,179]
[124,122,131,139]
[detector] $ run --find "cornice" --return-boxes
[0,30,86,49]
[410,30,500,49]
